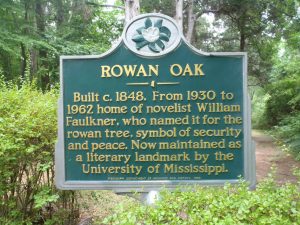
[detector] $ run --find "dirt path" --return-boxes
[253,130,300,184]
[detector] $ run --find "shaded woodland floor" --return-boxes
[253,130,300,184]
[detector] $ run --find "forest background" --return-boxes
[0,0,299,224]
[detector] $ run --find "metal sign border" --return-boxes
[55,13,256,191]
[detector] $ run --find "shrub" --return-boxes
[265,76,300,127]
[273,113,300,160]
[0,81,78,224]
[103,177,300,225]
[262,73,300,160]
[250,84,269,129]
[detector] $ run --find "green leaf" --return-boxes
[136,40,149,50]
[26,146,36,153]
[159,33,170,42]
[154,19,163,28]
[145,18,152,28]
[155,39,165,50]
[136,27,144,34]
[132,35,145,42]
[148,43,160,53]
[160,26,171,38]
[34,187,59,209]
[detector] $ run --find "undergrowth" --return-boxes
[0,80,79,224]
[103,173,300,225]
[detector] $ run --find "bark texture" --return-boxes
[124,0,140,24]
[175,0,183,32]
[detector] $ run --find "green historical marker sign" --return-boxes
[55,13,255,191]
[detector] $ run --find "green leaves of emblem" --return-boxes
[132,18,171,53]
[145,17,152,29]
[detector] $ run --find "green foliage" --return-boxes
[272,113,300,160]
[249,77,269,128]
[0,81,78,224]
[103,178,300,225]
[194,0,298,85]
[140,0,175,16]
[34,187,60,209]
[263,37,300,159]
[265,76,300,126]
[0,0,123,88]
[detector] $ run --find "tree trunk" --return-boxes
[35,0,49,90]
[239,15,246,51]
[186,0,196,43]
[56,0,64,27]
[20,44,27,80]
[240,31,245,51]
[21,1,30,80]
[175,0,183,32]
[124,0,140,24]
[30,50,38,81]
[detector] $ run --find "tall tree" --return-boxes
[124,0,140,24]
[175,0,183,32]
[35,0,49,89]
[0,0,124,88]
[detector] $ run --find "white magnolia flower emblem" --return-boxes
[142,27,160,42]
[132,18,171,53]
